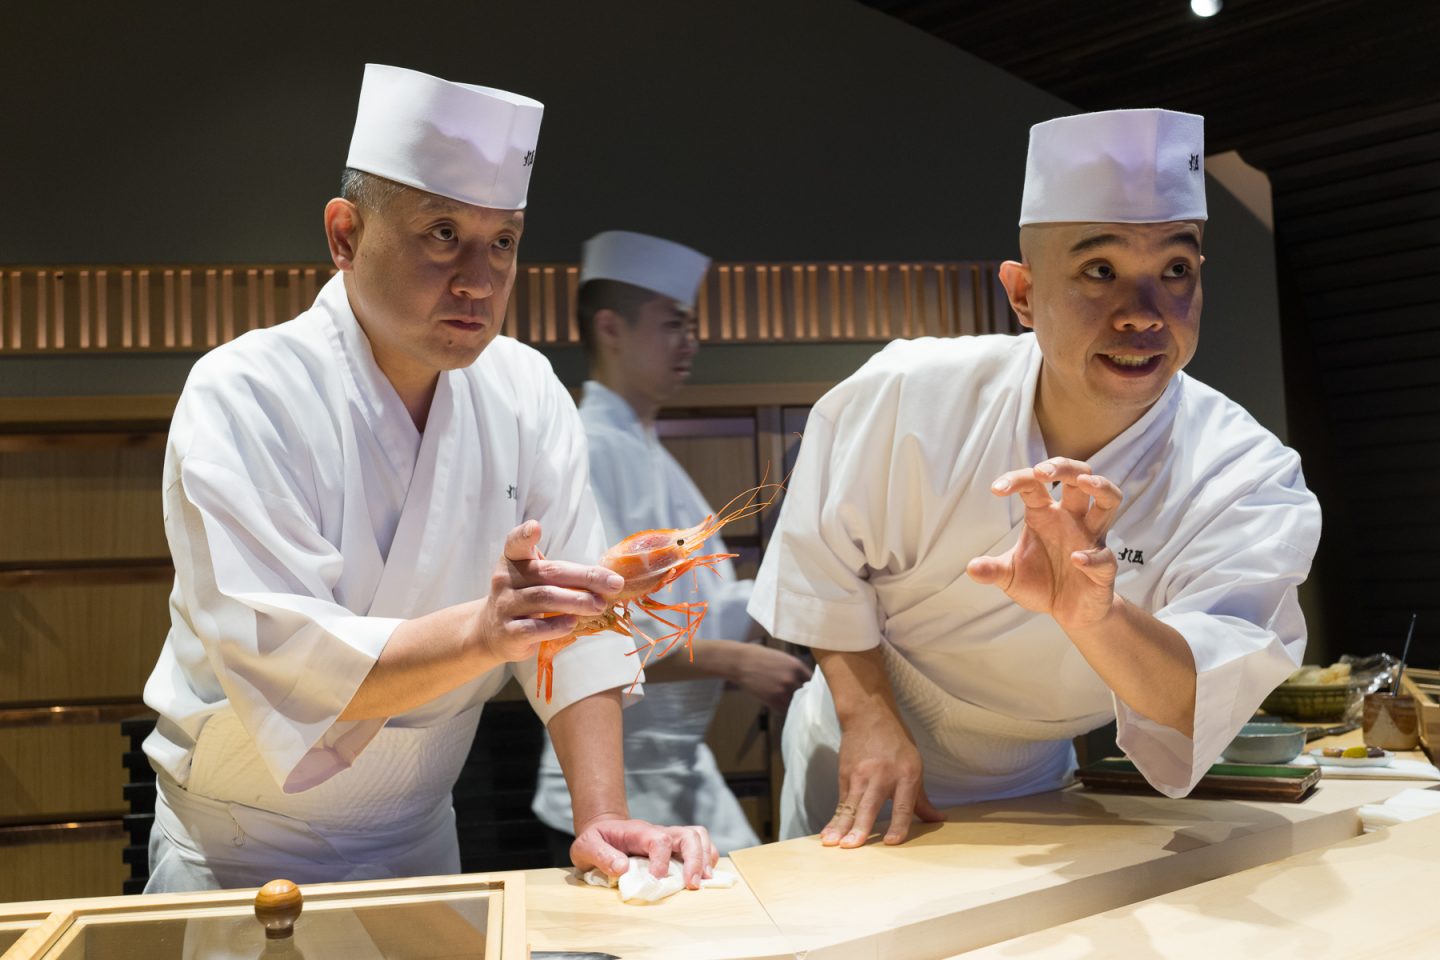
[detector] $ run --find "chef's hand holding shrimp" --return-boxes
[476,519,625,664]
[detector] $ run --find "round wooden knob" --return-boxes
[254,879,303,940]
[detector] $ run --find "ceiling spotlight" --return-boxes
[1191,0,1222,16]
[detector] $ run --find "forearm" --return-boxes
[814,647,903,728]
[1064,596,1197,737]
[640,638,747,683]
[549,689,629,830]
[340,600,501,720]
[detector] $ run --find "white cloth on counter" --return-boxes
[1293,755,1440,781]
[582,856,738,904]
[751,334,1321,835]
[1358,786,1440,833]
[142,274,639,890]
[533,381,761,854]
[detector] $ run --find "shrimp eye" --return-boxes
[677,538,685,546]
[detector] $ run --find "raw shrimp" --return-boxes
[535,481,782,702]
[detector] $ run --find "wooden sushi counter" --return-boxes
[2,768,1433,960]
[959,801,1440,959]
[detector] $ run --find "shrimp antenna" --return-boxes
[710,461,792,527]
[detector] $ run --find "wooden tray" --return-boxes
[1077,758,1320,802]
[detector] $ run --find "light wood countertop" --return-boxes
[725,779,1414,960]
[957,790,1440,959]
[520,778,1416,959]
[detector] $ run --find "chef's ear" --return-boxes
[592,308,627,353]
[324,198,363,273]
[998,260,1035,330]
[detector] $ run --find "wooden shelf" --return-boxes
[0,431,166,452]
[0,395,176,428]
[0,699,152,730]
[0,817,125,848]
[0,558,173,589]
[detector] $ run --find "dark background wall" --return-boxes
[1252,103,1440,665]
[1,0,1287,443]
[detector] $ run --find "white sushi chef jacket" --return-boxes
[142,274,638,891]
[532,381,761,854]
[750,333,1320,837]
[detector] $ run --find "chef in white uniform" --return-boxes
[142,64,716,892]
[532,231,812,855]
[750,109,1322,846]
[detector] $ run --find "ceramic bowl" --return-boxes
[1221,722,1307,764]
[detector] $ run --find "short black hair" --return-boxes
[340,167,407,213]
[576,278,663,358]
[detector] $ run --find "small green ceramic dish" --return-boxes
[1221,722,1307,764]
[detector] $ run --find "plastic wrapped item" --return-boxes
[1343,653,1402,694]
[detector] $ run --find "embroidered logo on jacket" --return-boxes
[506,484,518,500]
[1117,547,1145,565]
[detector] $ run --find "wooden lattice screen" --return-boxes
[0,261,1020,353]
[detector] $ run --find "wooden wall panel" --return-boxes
[0,837,127,902]
[0,582,171,703]
[0,262,1019,354]
[0,448,166,561]
[0,726,126,819]
[0,431,168,895]
[658,434,761,539]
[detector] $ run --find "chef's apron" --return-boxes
[779,644,1104,839]
[146,705,481,892]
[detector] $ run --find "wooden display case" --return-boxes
[2,873,525,960]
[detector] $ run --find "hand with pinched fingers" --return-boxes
[476,520,625,664]
[965,457,1124,633]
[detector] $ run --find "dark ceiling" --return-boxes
[859,0,1440,158]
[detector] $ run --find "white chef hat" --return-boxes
[579,231,711,311]
[1019,109,1206,226]
[345,63,543,210]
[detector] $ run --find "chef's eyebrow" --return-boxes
[1068,231,1201,256]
